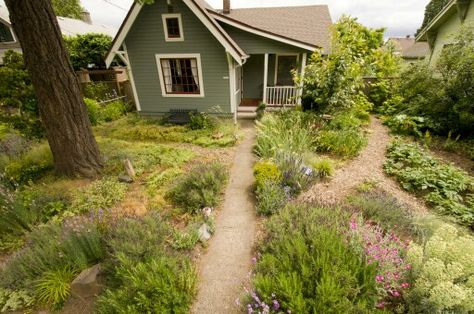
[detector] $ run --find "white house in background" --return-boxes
[0,4,117,64]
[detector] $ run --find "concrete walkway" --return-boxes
[192,121,257,314]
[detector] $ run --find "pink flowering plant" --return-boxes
[348,215,411,309]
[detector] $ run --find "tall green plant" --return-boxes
[302,16,385,113]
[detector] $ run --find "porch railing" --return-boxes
[265,86,300,107]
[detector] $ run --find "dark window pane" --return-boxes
[166,18,181,38]
[0,23,14,43]
[160,58,200,94]
[276,56,298,86]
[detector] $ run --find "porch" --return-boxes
[235,52,307,109]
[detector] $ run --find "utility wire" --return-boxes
[100,0,129,11]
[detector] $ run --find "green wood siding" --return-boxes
[221,24,310,54]
[125,0,232,114]
[429,1,474,65]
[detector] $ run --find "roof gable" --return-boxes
[105,0,248,67]
[209,5,332,53]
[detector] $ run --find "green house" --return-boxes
[416,0,474,65]
[106,0,332,116]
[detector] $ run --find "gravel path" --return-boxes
[192,121,257,314]
[301,117,428,213]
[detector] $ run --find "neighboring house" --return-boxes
[416,0,474,65]
[388,36,429,67]
[105,0,332,116]
[0,4,117,65]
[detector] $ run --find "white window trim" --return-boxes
[162,13,184,42]
[274,54,300,86]
[155,53,205,98]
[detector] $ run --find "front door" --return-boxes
[276,55,298,86]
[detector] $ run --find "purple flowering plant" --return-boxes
[347,216,411,309]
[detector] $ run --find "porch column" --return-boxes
[298,53,307,105]
[263,53,269,103]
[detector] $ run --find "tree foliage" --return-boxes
[50,0,83,19]
[64,33,113,70]
[301,16,397,113]
[418,0,450,34]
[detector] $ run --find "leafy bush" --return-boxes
[172,229,200,250]
[385,141,474,227]
[255,181,288,216]
[0,223,105,290]
[34,267,77,308]
[310,158,334,178]
[84,98,127,126]
[251,204,378,313]
[255,110,317,158]
[348,216,411,309]
[348,190,417,238]
[253,160,281,189]
[275,152,316,196]
[64,33,113,70]
[166,163,227,214]
[71,178,127,214]
[96,256,197,314]
[383,114,439,138]
[83,82,113,101]
[316,128,367,158]
[2,143,53,187]
[0,288,34,313]
[406,222,474,313]
[188,112,217,130]
[146,167,184,195]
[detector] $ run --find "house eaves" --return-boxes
[416,0,458,41]
[105,1,248,68]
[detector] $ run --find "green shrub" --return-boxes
[104,213,170,263]
[100,100,127,122]
[406,222,474,313]
[0,223,104,290]
[384,141,474,227]
[2,143,53,187]
[84,98,101,126]
[34,267,77,308]
[188,112,217,130]
[252,204,378,313]
[316,129,367,158]
[253,160,281,189]
[383,114,439,138]
[96,256,197,314]
[255,110,317,158]
[64,33,112,70]
[71,178,127,214]
[310,158,334,178]
[166,163,227,214]
[83,82,112,101]
[347,190,418,239]
[172,229,200,250]
[146,167,184,195]
[0,288,34,313]
[256,181,288,216]
[275,152,315,196]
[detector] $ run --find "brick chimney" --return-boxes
[223,0,231,14]
[80,10,92,24]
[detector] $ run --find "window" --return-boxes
[0,23,14,43]
[162,14,184,42]
[156,54,204,97]
[275,55,298,86]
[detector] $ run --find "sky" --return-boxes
[1,0,431,38]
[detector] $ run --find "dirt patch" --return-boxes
[300,117,429,213]
[192,120,257,314]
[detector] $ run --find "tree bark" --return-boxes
[5,0,103,177]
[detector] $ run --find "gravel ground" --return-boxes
[300,117,428,213]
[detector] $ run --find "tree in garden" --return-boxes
[51,0,83,19]
[64,34,113,70]
[4,0,103,177]
[301,16,387,113]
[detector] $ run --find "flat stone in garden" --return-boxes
[118,175,134,183]
[198,224,212,242]
[71,264,102,298]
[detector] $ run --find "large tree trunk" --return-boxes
[5,0,103,177]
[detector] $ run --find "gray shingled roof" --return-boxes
[210,5,332,52]
[389,37,429,59]
[0,4,117,37]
